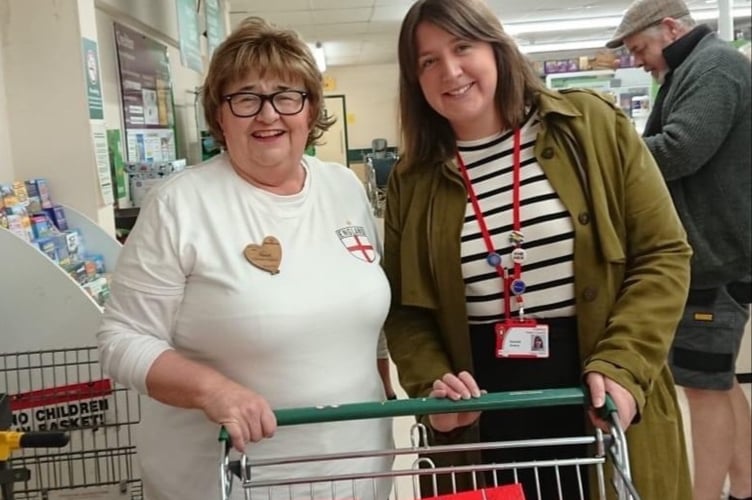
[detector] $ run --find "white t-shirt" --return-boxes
[98,154,393,500]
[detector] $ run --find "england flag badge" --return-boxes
[336,226,375,263]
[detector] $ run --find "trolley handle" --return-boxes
[0,431,69,461]
[219,387,618,441]
[18,432,69,449]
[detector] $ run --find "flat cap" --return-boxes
[606,0,691,48]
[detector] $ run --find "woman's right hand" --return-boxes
[200,380,277,452]
[427,371,483,433]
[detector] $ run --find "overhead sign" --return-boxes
[176,0,203,72]
[205,0,226,56]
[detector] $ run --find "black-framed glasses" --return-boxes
[222,90,308,118]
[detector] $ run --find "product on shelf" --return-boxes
[30,214,54,240]
[126,159,186,207]
[1,177,112,306]
[10,180,29,206]
[36,236,58,261]
[24,180,43,213]
[43,205,69,231]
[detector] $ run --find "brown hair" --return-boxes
[397,0,545,167]
[202,17,334,149]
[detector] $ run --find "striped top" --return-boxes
[458,109,576,324]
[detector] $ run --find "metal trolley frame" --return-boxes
[0,347,142,499]
[0,401,69,500]
[219,387,640,500]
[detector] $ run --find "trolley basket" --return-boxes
[1,392,70,500]
[218,387,639,500]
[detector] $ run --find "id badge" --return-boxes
[495,319,549,358]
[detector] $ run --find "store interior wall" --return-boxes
[0,1,746,221]
[0,0,114,233]
[0,11,13,183]
[324,63,400,151]
[0,0,212,230]
[97,0,180,41]
[0,0,716,184]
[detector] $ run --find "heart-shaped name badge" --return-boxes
[243,236,282,275]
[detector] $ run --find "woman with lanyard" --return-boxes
[382,0,693,499]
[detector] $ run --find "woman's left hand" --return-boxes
[585,372,637,432]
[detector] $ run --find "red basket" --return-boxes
[423,484,526,500]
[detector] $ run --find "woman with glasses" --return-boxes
[97,17,393,500]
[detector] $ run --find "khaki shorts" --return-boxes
[669,286,749,390]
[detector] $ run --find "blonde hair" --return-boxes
[202,17,334,148]
[398,0,544,167]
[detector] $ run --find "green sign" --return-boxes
[176,0,203,72]
[82,38,104,119]
[205,0,226,56]
[107,129,127,200]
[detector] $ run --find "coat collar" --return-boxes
[437,89,581,176]
[536,88,583,120]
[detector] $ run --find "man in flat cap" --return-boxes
[609,1,752,500]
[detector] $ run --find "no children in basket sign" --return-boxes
[9,379,114,432]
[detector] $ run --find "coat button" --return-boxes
[582,287,598,302]
[541,147,554,159]
[578,212,590,225]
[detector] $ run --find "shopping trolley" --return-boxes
[0,348,143,499]
[218,387,639,500]
[1,394,70,500]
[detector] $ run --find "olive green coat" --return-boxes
[383,88,693,499]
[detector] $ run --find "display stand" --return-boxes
[0,209,121,351]
[0,218,141,498]
[545,69,616,90]
[61,204,122,273]
[545,68,653,134]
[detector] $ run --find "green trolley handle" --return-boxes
[219,386,618,443]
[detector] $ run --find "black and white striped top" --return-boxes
[458,109,576,324]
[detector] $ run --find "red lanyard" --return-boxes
[456,129,524,321]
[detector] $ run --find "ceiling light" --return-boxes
[309,42,327,73]
[505,7,750,36]
[506,17,622,35]
[694,7,749,19]
[519,39,612,54]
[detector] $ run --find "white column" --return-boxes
[718,0,734,41]
[0,0,14,181]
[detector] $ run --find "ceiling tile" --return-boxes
[311,7,373,23]
[229,0,311,12]
[308,22,372,38]
[230,10,314,28]
[324,39,364,57]
[225,0,752,67]
[312,0,374,8]
[367,20,402,34]
[371,5,412,22]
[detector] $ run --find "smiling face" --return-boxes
[415,21,502,140]
[217,72,312,177]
